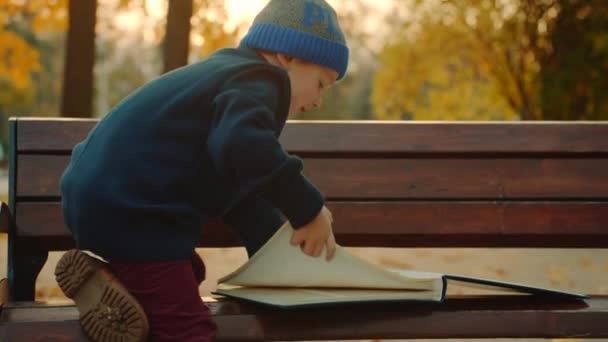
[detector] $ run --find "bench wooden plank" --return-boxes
[15,118,608,154]
[17,155,608,199]
[13,202,608,248]
[1,296,607,340]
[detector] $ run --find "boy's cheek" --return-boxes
[289,97,299,112]
[287,102,299,117]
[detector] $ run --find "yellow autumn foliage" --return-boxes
[371,1,535,121]
[373,22,516,121]
[0,0,67,101]
[192,0,239,58]
[30,0,68,33]
[0,30,41,90]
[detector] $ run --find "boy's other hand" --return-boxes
[290,206,336,261]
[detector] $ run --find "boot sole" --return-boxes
[55,249,149,342]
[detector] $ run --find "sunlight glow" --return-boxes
[114,11,141,32]
[109,0,398,46]
[225,0,267,26]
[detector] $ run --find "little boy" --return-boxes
[55,0,349,341]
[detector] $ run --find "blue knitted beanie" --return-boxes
[240,0,349,80]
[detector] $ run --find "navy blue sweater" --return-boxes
[60,48,325,261]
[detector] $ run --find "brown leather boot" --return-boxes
[55,249,149,342]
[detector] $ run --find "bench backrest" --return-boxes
[6,118,608,299]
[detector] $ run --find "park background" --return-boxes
[1,1,607,341]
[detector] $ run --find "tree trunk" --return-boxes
[163,0,193,73]
[61,0,97,118]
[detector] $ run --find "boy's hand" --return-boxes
[290,206,336,261]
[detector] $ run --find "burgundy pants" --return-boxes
[109,253,217,341]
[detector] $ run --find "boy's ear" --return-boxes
[276,53,295,69]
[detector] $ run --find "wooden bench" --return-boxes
[1,117,607,341]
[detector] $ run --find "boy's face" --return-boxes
[277,55,339,117]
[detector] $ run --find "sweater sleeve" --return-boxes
[207,66,324,228]
[222,194,285,257]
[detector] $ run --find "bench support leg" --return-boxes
[8,249,48,301]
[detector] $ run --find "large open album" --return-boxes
[214,222,588,308]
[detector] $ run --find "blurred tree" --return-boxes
[93,0,165,116]
[189,0,239,59]
[539,0,608,120]
[372,0,608,121]
[373,9,516,120]
[0,0,67,107]
[61,0,97,117]
[0,0,68,156]
[93,0,239,116]
[164,0,192,72]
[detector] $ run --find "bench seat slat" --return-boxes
[1,296,607,340]
[16,118,608,154]
[17,155,608,199]
[14,202,608,248]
